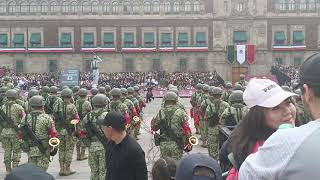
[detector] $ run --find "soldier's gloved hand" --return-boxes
[184,143,193,152]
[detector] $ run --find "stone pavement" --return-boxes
[0,98,208,179]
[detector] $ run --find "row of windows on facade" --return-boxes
[274,57,303,67]
[0,1,204,14]
[273,31,304,45]
[14,58,207,73]
[274,0,320,11]
[0,31,208,48]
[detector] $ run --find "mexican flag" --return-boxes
[236,45,246,64]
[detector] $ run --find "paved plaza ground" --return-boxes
[0,98,208,179]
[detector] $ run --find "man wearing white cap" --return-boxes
[239,53,320,180]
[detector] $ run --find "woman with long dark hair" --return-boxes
[226,78,299,180]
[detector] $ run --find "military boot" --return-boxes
[59,162,64,176]
[63,165,76,176]
[5,164,12,175]
[79,148,88,161]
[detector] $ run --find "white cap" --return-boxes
[243,78,297,108]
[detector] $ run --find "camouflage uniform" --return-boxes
[41,86,50,102]
[53,88,79,176]
[121,88,137,136]
[20,95,58,171]
[222,82,233,103]
[237,74,248,87]
[0,90,25,174]
[294,89,312,125]
[151,92,191,160]
[127,87,141,138]
[205,87,229,159]
[75,88,92,161]
[80,94,108,180]
[45,86,63,115]
[24,89,40,113]
[109,88,130,129]
[133,86,146,136]
[190,84,202,134]
[198,85,210,147]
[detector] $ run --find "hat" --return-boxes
[243,78,297,108]
[5,163,55,180]
[96,111,126,130]
[299,53,320,86]
[175,153,222,180]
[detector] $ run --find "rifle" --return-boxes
[84,113,108,149]
[19,117,47,156]
[224,108,237,127]
[0,108,20,133]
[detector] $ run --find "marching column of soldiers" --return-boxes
[0,74,313,178]
[0,76,146,179]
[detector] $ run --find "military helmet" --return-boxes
[29,95,45,107]
[29,87,37,90]
[92,94,109,106]
[42,86,50,93]
[209,86,215,93]
[0,86,8,94]
[3,76,11,81]
[91,88,99,96]
[225,82,233,89]
[196,83,202,89]
[110,88,121,96]
[61,88,73,97]
[78,88,87,96]
[6,83,14,89]
[133,85,139,91]
[168,88,179,95]
[164,91,178,102]
[229,90,244,103]
[72,86,80,93]
[168,84,174,89]
[240,74,245,80]
[233,84,243,91]
[121,88,128,94]
[105,85,111,92]
[5,89,18,98]
[28,89,39,98]
[203,84,210,92]
[98,87,106,94]
[62,86,69,90]
[50,86,59,93]
[281,85,291,92]
[127,87,134,93]
[211,87,223,95]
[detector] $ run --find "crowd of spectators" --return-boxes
[1,70,224,90]
[272,63,300,82]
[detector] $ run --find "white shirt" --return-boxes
[239,120,320,180]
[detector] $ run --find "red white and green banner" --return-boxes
[28,47,73,53]
[176,46,209,52]
[272,45,306,51]
[121,47,156,53]
[81,47,116,53]
[227,44,256,64]
[0,48,26,53]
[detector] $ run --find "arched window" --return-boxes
[316,0,320,9]
[91,1,100,13]
[144,1,151,13]
[288,0,296,11]
[70,1,78,13]
[8,1,16,13]
[133,2,140,13]
[123,1,132,13]
[299,0,307,10]
[20,1,28,13]
[102,1,109,13]
[179,2,185,11]
[82,1,91,13]
[112,1,120,14]
[61,1,69,13]
[153,1,160,13]
[40,1,48,13]
[50,1,60,13]
[164,2,171,12]
[173,2,179,12]
[185,1,192,12]
[279,0,286,10]
[29,1,39,13]
[308,0,316,10]
[0,2,6,13]
[194,0,200,12]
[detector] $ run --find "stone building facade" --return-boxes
[0,0,319,83]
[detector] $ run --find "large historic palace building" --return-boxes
[0,0,319,82]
